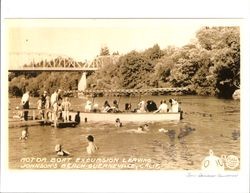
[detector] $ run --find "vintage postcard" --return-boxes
[1,3,249,192]
[6,18,241,171]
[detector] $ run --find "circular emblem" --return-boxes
[225,155,239,169]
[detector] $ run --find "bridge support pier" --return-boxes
[78,72,87,91]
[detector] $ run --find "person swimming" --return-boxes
[55,144,70,156]
[177,126,195,139]
[159,128,176,139]
[143,124,149,131]
[125,126,147,134]
[231,129,240,140]
[115,118,122,127]
[86,135,98,155]
[19,127,29,140]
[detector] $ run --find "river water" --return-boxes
[8,95,240,170]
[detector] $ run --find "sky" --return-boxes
[6,19,241,66]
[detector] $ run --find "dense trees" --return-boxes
[9,27,240,99]
[9,72,82,97]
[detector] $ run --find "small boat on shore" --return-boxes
[70,111,182,123]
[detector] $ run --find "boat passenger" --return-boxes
[75,111,81,125]
[61,97,71,122]
[55,144,70,156]
[84,100,92,112]
[154,100,168,113]
[112,100,120,113]
[146,100,157,112]
[92,103,100,112]
[21,91,30,121]
[113,100,119,109]
[137,100,147,113]
[115,118,122,127]
[102,101,111,113]
[20,127,29,140]
[125,103,132,111]
[86,135,98,155]
[169,99,179,113]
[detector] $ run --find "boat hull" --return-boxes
[70,112,182,123]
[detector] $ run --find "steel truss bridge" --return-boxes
[8,52,120,72]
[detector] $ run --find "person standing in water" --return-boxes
[75,111,81,125]
[21,91,30,121]
[50,89,62,125]
[61,97,71,122]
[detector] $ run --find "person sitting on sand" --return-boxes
[55,144,70,156]
[20,127,29,140]
[86,135,98,155]
[115,118,122,127]
[154,100,168,113]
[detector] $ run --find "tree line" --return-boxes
[9,27,240,99]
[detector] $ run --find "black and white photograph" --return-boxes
[1,1,249,193]
[6,19,241,171]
